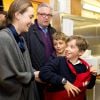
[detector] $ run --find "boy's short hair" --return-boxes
[52,32,68,44]
[67,35,89,51]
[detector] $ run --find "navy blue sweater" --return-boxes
[39,56,96,92]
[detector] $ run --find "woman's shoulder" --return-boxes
[0,28,10,38]
[0,28,14,45]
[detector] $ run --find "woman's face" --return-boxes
[17,7,34,33]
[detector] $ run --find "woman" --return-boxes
[0,0,39,100]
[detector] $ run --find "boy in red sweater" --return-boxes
[39,35,97,100]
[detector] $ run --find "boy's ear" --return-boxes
[79,50,84,56]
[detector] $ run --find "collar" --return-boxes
[8,24,19,42]
[73,60,81,65]
[8,24,25,53]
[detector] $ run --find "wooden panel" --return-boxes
[3,0,49,11]
[32,2,39,20]
[32,0,49,3]
[71,0,81,16]
[52,13,61,32]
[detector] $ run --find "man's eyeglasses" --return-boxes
[38,13,52,18]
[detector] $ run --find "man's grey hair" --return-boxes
[37,3,52,12]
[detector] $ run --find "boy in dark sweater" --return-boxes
[39,35,97,100]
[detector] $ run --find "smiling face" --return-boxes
[18,7,34,33]
[65,39,83,63]
[7,0,34,34]
[65,35,89,63]
[37,6,52,27]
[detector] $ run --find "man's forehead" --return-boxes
[38,7,51,12]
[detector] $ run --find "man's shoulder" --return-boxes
[48,25,56,34]
[30,23,37,30]
[27,24,39,35]
[48,24,55,29]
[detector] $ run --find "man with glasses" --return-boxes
[23,3,56,100]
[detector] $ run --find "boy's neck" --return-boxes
[57,52,65,57]
[68,58,80,65]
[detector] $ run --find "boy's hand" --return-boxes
[64,81,81,97]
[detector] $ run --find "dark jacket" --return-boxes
[39,56,96,92]
[23,20,56,70]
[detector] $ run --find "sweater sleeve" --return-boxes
[39,57,64,85]
[87,75,96,89]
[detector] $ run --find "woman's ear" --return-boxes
[14,12,21,20]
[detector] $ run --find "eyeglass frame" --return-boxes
[37,12,53,18]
